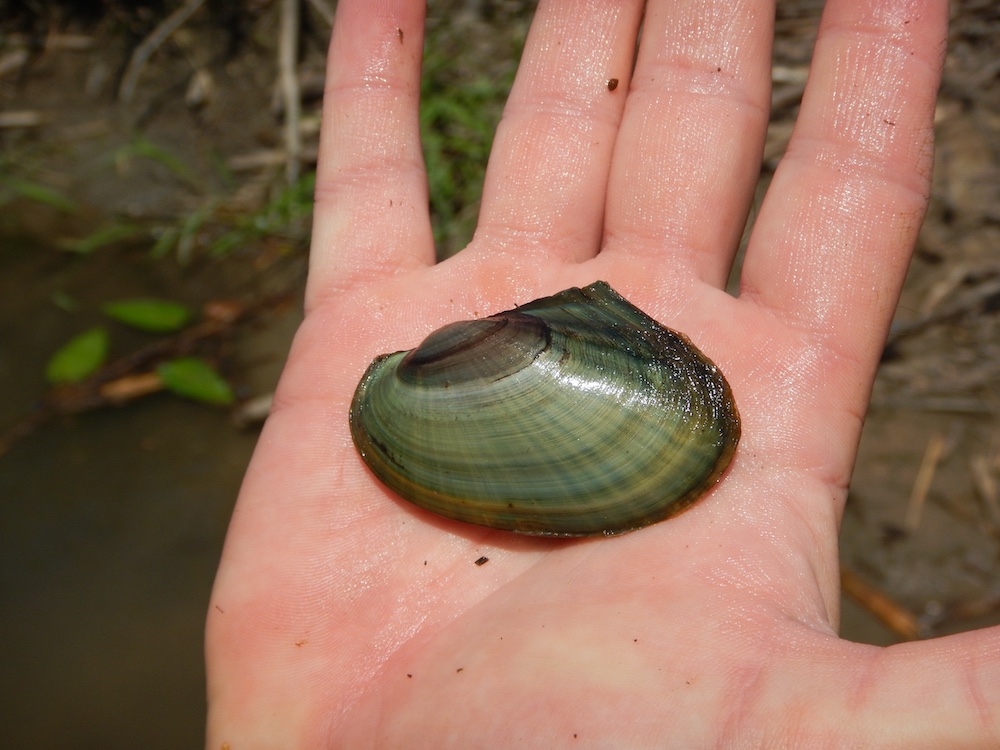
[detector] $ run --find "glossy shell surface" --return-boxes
[349,281,740,536]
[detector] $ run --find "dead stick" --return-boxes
[904,433,945,532]
[970,454,1000,528]
[305,0,334,26]
[888,277,1000,345]
[279,0,302,184]
[841,568,922,641]
[119,0,208,102]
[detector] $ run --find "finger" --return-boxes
[794,631,1000,746]
[740,0,945,372]
[864,629,1000,745]
[600,0,774,288]
[307,0,434,309]
[470,0,645,264]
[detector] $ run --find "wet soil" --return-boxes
[1,0,998,746]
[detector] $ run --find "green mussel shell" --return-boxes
[349,281,740,537]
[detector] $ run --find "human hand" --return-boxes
[206,0,999,747]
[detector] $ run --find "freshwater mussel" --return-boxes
[349,281,740,536]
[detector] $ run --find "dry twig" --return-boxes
[279,0,302,184]
[841,568,922,641]
[119,0,208,102]
[888,275,1000,345]
[970,453,1000,529]
[904,433,946,532]
[0,111,43,128]
[305,0,335,26]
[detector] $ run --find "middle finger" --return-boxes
[471,0,646,264]
[602,0,775,289]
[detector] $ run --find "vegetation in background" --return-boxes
[10,3,530,408]
[44,298,234,405]
[156,357,235,406]
[102,298,192,332]
[420,23,522,258]
[0,174,76,214]
[45,327,110,384]
[4,6,527,263]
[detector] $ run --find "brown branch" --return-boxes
[841,567,922,641]
[305,0,335,26]
[119,0,208,102]
[279,0,302,184]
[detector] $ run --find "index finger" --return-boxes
[308,0,434,310]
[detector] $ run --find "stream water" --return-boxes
[0,232,293,747]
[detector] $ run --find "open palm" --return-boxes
[206,0,999,747]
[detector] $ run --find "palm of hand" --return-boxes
[206,1,997,748]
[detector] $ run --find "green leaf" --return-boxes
[45,327,109,384]
[207,172,315,258]
[50,291,78,312]
[0,176,77,212]
[156,358,235,405]
[58,222,147,254]
[115,136,202,192]
[103,298,192,332]
[149,225,181,259]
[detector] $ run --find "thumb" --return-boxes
[781,629,1000,747]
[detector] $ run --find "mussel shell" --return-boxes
[349,281,740,537]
